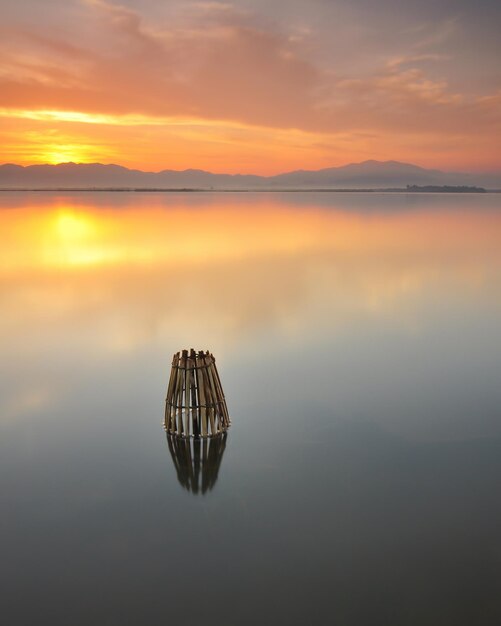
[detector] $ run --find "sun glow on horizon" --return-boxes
[1,107,357,174]
[42,147,94,166]
[2,107,499,175]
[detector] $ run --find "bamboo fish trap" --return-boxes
[164,349,230,437]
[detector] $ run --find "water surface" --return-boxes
[1,191,500,625]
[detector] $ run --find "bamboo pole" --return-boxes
[190,348,199,437]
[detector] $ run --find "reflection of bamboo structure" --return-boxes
[166,433,228,494]
[164,349,230,438]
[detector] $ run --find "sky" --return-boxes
[0,0,500,174]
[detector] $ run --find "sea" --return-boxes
[1,190,500,625]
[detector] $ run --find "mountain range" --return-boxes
[1,160,500,190]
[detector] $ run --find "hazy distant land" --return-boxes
[0,160,499,191]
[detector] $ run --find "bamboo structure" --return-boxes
[164,349,230,437]
[166,432,227,494]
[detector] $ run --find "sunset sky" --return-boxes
[1,0,500,174]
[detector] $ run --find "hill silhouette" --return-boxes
[0,160,499,189]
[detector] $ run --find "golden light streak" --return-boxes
[0,107,358,158]
[0,108,283,130]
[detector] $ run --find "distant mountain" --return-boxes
[0,162,261,189]
[270,160,500,189]
[0,160,499,189]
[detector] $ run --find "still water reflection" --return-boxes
[166,433,228,494]
[1,191,500,625]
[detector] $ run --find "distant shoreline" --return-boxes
[0,186,496,193]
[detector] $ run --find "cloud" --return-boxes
[386,54,450,69]
[192,2,234,13]
[0,0,320,124]
[411,16,460,50]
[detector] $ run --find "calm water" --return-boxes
[1,191,501,625]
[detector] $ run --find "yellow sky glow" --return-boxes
[1,108,377,173]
